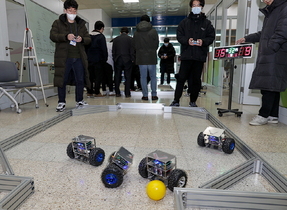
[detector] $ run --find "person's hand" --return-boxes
[67,34,75,41]
[236,38,245,45]
[75,36,82,42]
[197,39,203,46]
[188,38,202,46]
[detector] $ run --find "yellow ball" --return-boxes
[146,180,166,201]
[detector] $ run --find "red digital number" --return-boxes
[215,49,221,58]
[244,46,252,56]
[238,46,245,56]
[220,49,226,58]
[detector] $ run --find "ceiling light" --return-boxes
[123,0,139,3]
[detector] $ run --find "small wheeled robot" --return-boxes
[138,150,187,192]
[101,147,133,188]
[197,126,235,154]
[66,135,105,166]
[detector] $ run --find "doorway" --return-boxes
[6,0,28,81]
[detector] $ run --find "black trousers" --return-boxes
[174,60,204,103]
[87,61,105,94]
[114,57,132,96]
[130,64,141,90]
[102,63,114,92]
[160,63,171,84]
[259,90,280,118]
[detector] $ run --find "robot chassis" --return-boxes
[197,126,235,154]
[66,135,105,166]
[138,150,188,192]
[101,147,134,188]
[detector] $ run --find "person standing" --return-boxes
[133,15,159,101]
[112,27,134,97]
[236,0,287,125]
[50,0,91,112]
[158,37,176,85]
[103,39,116,96]
[130,63,142,91]
[170,0,215,107]
[86,21,108,97]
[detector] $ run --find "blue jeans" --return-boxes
[139,65,157,97]
[58,58,85,103]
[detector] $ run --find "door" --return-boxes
[0,0,11,61]
[212,2,224,96]
[225,1,241,103]
[7,0,29,82]
[241,0,263,105]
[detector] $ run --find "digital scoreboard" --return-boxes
[213,43,254,60]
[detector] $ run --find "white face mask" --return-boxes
[67,13,76,21]
[192,7,202,14]
[164,43,169,47]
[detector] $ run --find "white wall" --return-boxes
[78,9,111,33]
[16,0,63,15]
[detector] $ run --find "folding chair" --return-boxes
[0,60,38,113]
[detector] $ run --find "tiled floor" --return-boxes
[0,84,287,209]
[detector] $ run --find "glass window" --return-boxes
[112,27,121,39]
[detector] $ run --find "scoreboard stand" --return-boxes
[213,43,254,117]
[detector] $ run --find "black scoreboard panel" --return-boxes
[213,44,254,60]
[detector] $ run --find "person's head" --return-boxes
[189,0,204,15]
[64,0,78,22]
[140,15,150,22]
[261,0,274,5]
[94,21,105,33]
[120,27,129,34]
[164,38,170,47]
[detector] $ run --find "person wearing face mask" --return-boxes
[236,0,287,125]
[158,38,176,85]
[50,0,91,112]
[170,0,215,107]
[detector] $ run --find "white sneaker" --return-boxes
[76,101,88,108]
[249,115,268,126]
[56,102,66,112]
[108,91,116,96]
[267,116,278,124]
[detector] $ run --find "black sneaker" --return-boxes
[189,102,197,107]
[152,96,158,100]
[56,102,66,112]
[170,101,180,107]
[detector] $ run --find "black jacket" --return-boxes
[245,0,287,92]
[112,33,134,63]
[158,43,176,74]
[177,12,215,62]
[132,21,159,65]
[50,14,91,88]
[86,31,108,64]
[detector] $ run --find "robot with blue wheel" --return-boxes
[197,127,235,154]
[138,150,187,192]
[66,135,105,166]
[101,147,133,188]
